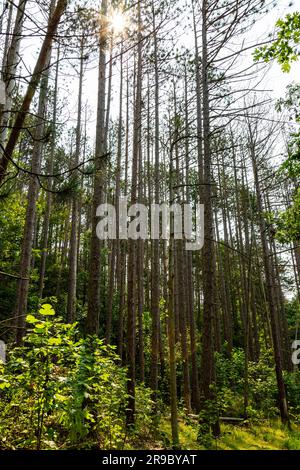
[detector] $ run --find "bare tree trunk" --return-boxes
[137,131,145,381]
[126,0,142,427]
[249,127,289,425]
[168,130,179,448]
[56,207,70,297]
[150,5,160,402]
[184,64,200,412]
[200,0,220,436]
[67,40,84,323]
[14,15,54,343]
[86,0,108,335]
[38,46,60,298]
[117,57,129,359]
[104,35,113,143]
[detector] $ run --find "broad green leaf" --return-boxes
[48,337,62,346]
[26,314,38,324]
[39,304,55,316]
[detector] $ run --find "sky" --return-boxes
[1,0,299,138]
[79,0,300,136]
[250,0,299,98]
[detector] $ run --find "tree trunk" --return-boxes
[67,40,84,323]
[249,125,289,425]
[86,0,108,335]
[200,0,220,436]
[126,0,142,427]
[14,12,54,343]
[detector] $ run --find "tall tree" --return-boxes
[86,0,108,335]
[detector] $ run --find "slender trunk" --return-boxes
[150,6,160,401]
[126,0,142,426]
[67,40,84,323]
[38,46,60,298]
[14,13,54,343]
[184,64,200,411]
[86,0,108,335]
[200,0,220,435]
[249,127,289,425]
[168,128,179,448]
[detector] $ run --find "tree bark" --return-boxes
[86,0,108,335]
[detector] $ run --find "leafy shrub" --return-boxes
[216,348,245,393]
[283,371,300,419]
[0,304,134,449]
[247,352,278,418]
[215,348,284,420]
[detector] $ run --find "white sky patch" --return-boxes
[79,0,300,138]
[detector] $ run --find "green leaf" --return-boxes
[48,337,62,345]
[26,314,38,324]
[39,304,55,316]
[54,393,68,402]
[0,381,11,389]
[282,61,291,73]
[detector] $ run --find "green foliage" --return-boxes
[261,76,300,245]
[275,130,300,244]
[135,384,155,433]
[0,194,26,328]
[197,387,226,449]
[283,371,300,419]
[247,354,279,419]
[216,348,282,420]
[218,421,300,450]
[0,304,153,450]
[254,12,300,72]
[215,347,300,425]
[216,348,245,392]
[161,416,300,450]
[285,297,300,330]
[276,188,300,243]
[276,83,300,120]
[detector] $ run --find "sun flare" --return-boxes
[109,9,127,34]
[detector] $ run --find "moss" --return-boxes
[158,417,300,450]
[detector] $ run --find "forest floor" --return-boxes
[135,418,300,450]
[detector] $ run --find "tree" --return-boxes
[0,0,68,185]
[86,0,108,335]
[14,0,56,344]
[254,12,300,72]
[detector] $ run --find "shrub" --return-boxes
[0,304,130,449]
